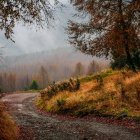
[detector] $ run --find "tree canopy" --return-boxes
[0,0,60,40]
[68,0,140,71]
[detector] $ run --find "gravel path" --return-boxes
[1,93,140,140]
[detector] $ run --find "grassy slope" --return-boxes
[0,103,18,140]
[36,70,140,118]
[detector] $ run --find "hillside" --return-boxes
[37,70,140,118]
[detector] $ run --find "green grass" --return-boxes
[80,69,116,83]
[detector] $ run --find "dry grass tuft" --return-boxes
[0,103,18,140]
[37,70,140,118]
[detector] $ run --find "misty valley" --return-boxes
[0,0,140,140]
[0,47,108,92]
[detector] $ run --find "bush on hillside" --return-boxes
[37,71,140,117]
[111,51,140,70]
[0,103,18,140]
[40,78,80,99]
[30,80,39,90]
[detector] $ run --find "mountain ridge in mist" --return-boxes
[2,47,95,68]
[0,47,109,72]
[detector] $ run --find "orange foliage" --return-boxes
[0,103,18,140]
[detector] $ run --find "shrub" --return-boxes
[118,108,129,119]
[75,78,80,90]
[38,71,140,117]
[95,75,104,86]
[40,78,80,100]
[111,55,127,70]
[111,51,140,70]
[30,80,39,90]
[0,103,18,140]
[57,99,66,107]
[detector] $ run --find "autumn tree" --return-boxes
[30,80,39,90]
[68,0,140,71]
[87,60,100,75]
[0,0,60,40]
[0,74,3,93]
[23,74,30,90]
[39,66,51,88]
[2,73,8,92]
[74,62,85,76]
[8,73,16,92]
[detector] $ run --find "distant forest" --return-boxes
[0,48,109,92]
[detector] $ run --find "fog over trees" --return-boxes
[1,0,138,92]
[0,47,109,92]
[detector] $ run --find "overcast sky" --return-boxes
[0,0,75,56]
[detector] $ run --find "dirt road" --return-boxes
[1,93,140,140]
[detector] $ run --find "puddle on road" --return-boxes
[17,104,23,111]
[14,103,40,118]
[17,104,23,107]
[12,103,24,111]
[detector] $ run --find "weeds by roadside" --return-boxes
[0,103,18,140]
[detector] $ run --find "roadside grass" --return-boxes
[79,69,116,83]
[36,70,140,118]
[0,103,18,140]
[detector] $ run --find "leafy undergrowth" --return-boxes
[0,103,19,140]
[36,69,140,119]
